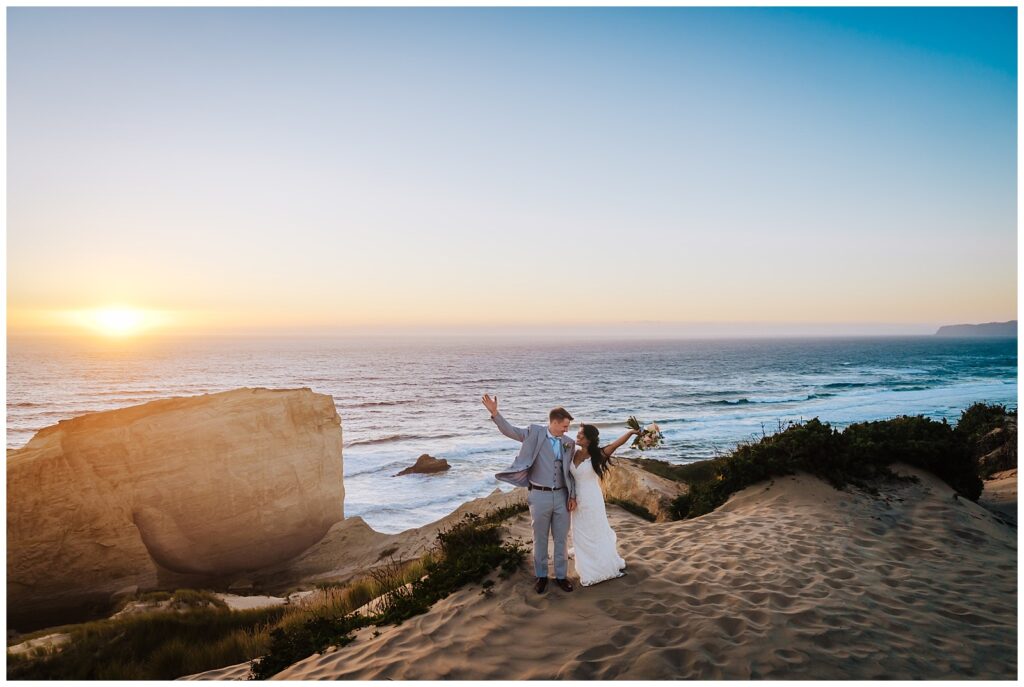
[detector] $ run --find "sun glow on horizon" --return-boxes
[65,307,168,337]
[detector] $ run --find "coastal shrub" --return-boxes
[955,402,1015,441]
[607,497,657,522]
[955,403,1017,478]
[250,505,528,680]
[7,604,287,680]
[669,413,983,520]
[844,416,980,501]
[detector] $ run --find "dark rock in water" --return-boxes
[935,320,1017,337]
[395,454,451,476]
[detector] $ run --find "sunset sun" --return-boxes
[94,308,144,336]
[70,307,162,337]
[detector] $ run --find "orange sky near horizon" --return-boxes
[6,8,1017,339]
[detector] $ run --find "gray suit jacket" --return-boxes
[491,412,576,500]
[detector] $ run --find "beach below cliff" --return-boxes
[181,463,1017,681]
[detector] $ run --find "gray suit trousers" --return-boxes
[528,486,570,578]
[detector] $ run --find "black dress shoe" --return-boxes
[555,578,574,592]
[534,577,548,594]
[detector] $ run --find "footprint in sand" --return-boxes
[715,616,747,638]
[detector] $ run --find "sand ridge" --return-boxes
[258,463,1016,680]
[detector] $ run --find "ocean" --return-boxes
[6,335,1017,533]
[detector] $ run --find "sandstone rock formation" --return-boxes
[395,454,451,476]
[601,458,687,522]
[7,387,344,631]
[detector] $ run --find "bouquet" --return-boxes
[626,416,664,451]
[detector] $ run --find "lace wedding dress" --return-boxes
[569,452,626,586]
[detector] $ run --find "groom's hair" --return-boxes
[548,407,573,422]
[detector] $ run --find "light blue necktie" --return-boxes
[548,436,561,461]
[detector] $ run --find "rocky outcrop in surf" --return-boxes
[395,454,451,476]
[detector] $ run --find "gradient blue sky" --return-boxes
[7,7,1017,336]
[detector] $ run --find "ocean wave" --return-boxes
[343,400,417,408]
[710,393,835,406]
[355,487,509,515]
[345,432,459,448]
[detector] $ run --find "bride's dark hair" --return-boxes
[581,423,611,479]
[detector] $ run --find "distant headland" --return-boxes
[935,320,1017,337]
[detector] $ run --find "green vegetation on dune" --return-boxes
[957,402,1014,440]
[958,403,1018,478]
[249,503,529,679]
[643,403,1015,520]
[8,503,529,682]
[7,596,286,680]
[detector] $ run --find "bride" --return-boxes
[569,423,638,586]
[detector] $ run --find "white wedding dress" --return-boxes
[569,451,626,586]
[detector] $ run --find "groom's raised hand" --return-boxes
[481,394,499,417]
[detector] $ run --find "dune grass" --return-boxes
[7,601,286,680]
[8,503,529,681]
[6,554,449,681]
[250,503,528,679]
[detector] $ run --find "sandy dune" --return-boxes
[178,659,257,681]
[980,469,1017,526]
[256,463,1016,680]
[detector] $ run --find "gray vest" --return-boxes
[529,433,567,489]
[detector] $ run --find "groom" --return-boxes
[482,394,576,594]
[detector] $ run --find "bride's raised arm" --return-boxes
[601,429,639,458]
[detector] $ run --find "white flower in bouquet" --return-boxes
[626,416,664,451]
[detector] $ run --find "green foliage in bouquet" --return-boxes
[625,416,642,440]
[626,416,664,451]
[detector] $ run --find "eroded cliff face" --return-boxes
[7,387,343,629]
[602,458,687,521]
